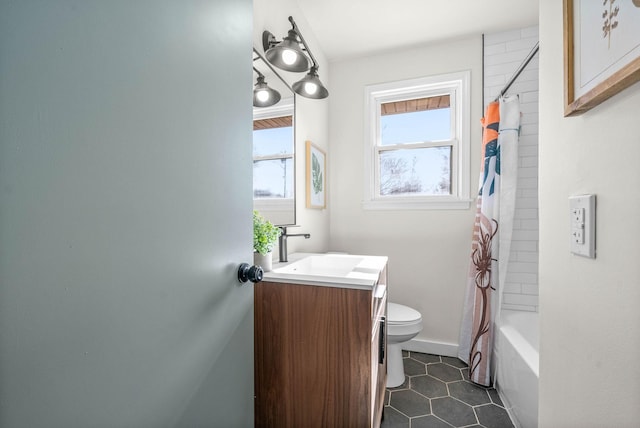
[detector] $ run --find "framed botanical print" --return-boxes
[564,0,640,116]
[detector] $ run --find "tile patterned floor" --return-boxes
[381,351,514,428]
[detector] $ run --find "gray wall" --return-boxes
[0,1,254,427]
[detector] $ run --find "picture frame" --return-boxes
[564,0,640,116]
[305,140,326,209]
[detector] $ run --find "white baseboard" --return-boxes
[402,338,459,358]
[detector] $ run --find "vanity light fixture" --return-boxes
[253,67,281,108]
[292,66,329,99]
[262,28,310,72]
[262,16,329,100]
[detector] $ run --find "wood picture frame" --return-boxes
[564,0,640,116]
[305,140,326,209]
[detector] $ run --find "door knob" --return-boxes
[237,263,264,284]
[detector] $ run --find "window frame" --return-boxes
[363,71,471,210]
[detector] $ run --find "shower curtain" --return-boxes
[458,95,520,387]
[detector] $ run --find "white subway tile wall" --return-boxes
[484,27,539,312]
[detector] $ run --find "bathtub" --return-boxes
[495,310,539,428]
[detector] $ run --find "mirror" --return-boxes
[253,48,296,226]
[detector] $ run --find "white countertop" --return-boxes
[262,252,387,290]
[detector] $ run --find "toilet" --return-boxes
[386,302,423,388]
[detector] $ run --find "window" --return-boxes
[253,103,294,216]
[364,71,471,210]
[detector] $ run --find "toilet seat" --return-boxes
[387,302,422,325]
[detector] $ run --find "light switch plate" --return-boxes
[569,195,596,258]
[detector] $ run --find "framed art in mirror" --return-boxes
[564,0,640,116]
[305,141,326,209]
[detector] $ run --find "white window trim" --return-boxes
[253,98,294,121]
[253,197,294,212]
[363,71,472,210]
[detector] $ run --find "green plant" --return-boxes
[253,210,281,255]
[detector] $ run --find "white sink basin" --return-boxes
[265,253,388,288]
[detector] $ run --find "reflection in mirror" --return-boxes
[253,49,296,226]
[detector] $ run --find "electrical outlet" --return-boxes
[572,228,584,245]
[569,195,596,258]
[572,208,584,225]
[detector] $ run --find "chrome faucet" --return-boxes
[278,226,310,262]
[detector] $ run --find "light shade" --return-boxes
[292,67,329,99]
[253,75,281,107]
[264,30,311,73]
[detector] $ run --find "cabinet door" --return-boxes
[371,292,387,428]
[255,281,372,428]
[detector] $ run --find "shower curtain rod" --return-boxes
[495,41,539,101]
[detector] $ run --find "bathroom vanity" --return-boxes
[254,253,388,428]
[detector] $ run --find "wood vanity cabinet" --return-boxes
[254,266,388,428]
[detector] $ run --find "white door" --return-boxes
[0,1,255,427]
